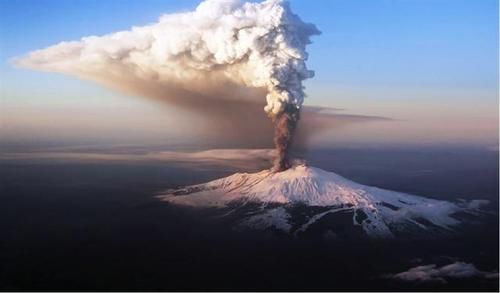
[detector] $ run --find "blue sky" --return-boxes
[1,0,498,147]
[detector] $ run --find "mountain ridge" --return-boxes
[158,164,487,237]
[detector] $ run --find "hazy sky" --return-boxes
[1,0,498,149]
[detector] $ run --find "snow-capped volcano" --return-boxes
[158,164,486,237]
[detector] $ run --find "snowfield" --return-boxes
[158,164,487,237]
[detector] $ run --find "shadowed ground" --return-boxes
[0,147,498,291]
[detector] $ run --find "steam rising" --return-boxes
[15,0,320,171]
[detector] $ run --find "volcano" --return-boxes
[158,164,487,238]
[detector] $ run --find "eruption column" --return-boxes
[15,0,320,171]
[273,103,300,172]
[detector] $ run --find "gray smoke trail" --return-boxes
[14,0,320,170]
[273,103,300,171]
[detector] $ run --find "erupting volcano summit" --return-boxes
[159,163,487,238]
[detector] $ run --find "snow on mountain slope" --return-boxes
[157,164,487,237]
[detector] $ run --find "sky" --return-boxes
[0,0,498,149]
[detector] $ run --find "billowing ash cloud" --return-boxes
[15,0,320,170]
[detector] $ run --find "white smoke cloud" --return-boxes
[15,0,320,116]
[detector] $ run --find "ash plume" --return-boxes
[273,103,300,171]
[14,0,320,170]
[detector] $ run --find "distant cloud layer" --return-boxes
[389,262,498,283]
[0,148,275,169]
